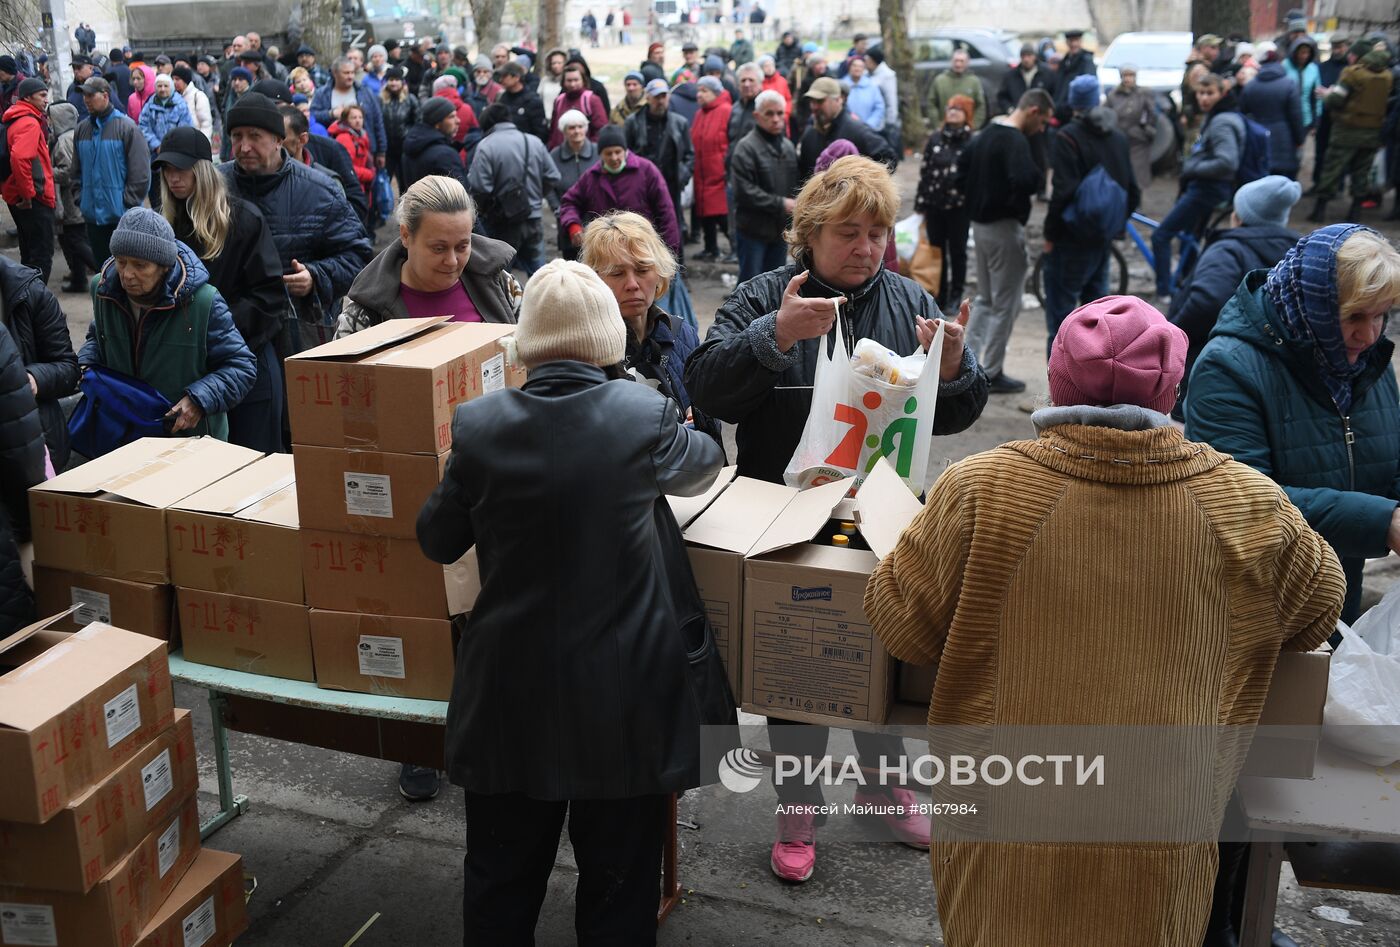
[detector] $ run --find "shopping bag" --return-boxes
[894,212,923,266]
[1323,584,1400,766]
[909,238,942,297]
[372,169,395,224]
[783,301,944,495]
[67,364,172,460]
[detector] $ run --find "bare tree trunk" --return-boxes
[877,0,923,152]
[472,0,508,49]
[1191,0,1250,40]
[537,0,561,61]
[304,0,344,62]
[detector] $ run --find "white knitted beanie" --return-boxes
[512,260,627,369]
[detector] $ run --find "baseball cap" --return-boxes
[1197,33,1223,47]
[645,78,669,96]
[152,125,213,169]
[682,41,698,52]
[804,76,843,100]
[80,75,111,95]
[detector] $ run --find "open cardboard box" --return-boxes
[132,847,247,947]
[285,317,523,455]
[167,454,302,605]
[0,616,176,824]
[28,438,262,584]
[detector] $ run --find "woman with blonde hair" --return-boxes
[1188,224,1400,628]
[581,211,719,444]
[155,125,284,453]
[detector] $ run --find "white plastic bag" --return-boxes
[1322,584,1400,766]
[783,301,944,495]
[894,212,923,266]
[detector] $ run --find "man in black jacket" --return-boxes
[0,319,45,635]
[624,81,694,246]
[730,90,796,283]
[957,87,1051,393]
[796,77,894,179]
[495,61,548,142]
[998,43,1055,115]
[1053,29,1097,122]
[256,81,371,226]
[398,98,471,190]
[1042,76,1141,356]
[0,257,77,469]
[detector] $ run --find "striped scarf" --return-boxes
[1264,223,1372,415]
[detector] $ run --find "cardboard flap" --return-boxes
[173,454,295,515]
[0,607,79,657]
[1258,649,1331,725]
[36,437,176,495]
[290,315,452,361]
[856,458,925,559]
[235,483,300,528]
[371,322,518,367]
[667,465,738,529]
[0,623,163,731]
[105,439,262,508]
[683,477,796,554]
[750,478,852,556]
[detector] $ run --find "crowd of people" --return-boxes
[0,16,1399,947]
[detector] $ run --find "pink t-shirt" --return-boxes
[399,281,482,322]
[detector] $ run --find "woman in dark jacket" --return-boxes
[1239,52,1304,177]
[0,257,78,470]
[399,97,470,191]
[417,258,722,944]
[379,66,420,190]
[335,175,520,342]
[156,126,285,453]
[1187,224,1400,626]
[913,96,975,310]
[0,319,45,635]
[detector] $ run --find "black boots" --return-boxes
[1307,197,1328,223]
[1344,199,1362,223]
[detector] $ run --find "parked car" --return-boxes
[870,28,1019,119]
[1097,30,1193,172]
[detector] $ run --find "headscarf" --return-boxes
[1264,223,1376,414]
[128,62,156,117]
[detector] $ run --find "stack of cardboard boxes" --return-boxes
[0,616,248,947]
[27,439,264,645]
[285,317,520,701]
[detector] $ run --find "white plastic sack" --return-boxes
[894,212,923,266]
[680,178,694,210]
[783,301,944,495]
[1322,583,1400,766]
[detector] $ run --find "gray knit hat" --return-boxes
[1234,175,1302,227]
[109,207,179,267]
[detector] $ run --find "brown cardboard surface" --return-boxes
[292,446,447,539]
[0,710,196,892]
[32,567,174,643]
[309,610,455,700]
[0,795,199,947]
[666,465,737,529]
[854,458,925,559]
[1244,649,1331,779]
[287,321,523,454]
[301,529,457,619]
[29,438,262,583]
[176,589,314,682]
[686,546,743,700]
[170,455,294,517]
[132,848,247,947]
[0,622,176,824]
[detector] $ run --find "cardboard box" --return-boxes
[0,709,196,892]
[0,795,199,947]
[0,619,176,824]
[1243,649,1331,779]
[310,610,455,700]
[737,462,923,726]
[301,529,477,619]
[286,318,524,454]
[293,445,448,539]
[167,455,302,605]
[28,438,262,583]
[176,589,313,682]
[32,566,173,643]
[132,848,247,947]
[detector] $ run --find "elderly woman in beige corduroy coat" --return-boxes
[866,296,1345,947]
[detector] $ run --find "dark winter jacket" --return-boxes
[625,306,721,446]
[173,196,286,355]
[914,123,972,214]
[380,90,421,149]
[684,260,989,484]
[797,107,894,179]
[73,104,150,226]
[80,243,257,440]
[957,119,1042,224]
[335,237,522,338]
[220,153,373,329]
[623,108,693,197]
[0,319,44,634]
[310,81,388,153]
[418,360,724,799]
[547,139,600,208]
[496,87,548,142]
[1183,98,1245,183]
[400,122,471,191]
[727,95,756,146]
[560,153,682,255]
[729,127,798,243]
[668,82,700,125]
[997,63,1055,114]
[773,39,801,78]
[1053,48,1097,119]
[1045,106,1142,246]
[1239,62,1304,177]
[0,258,78,469]
[1185,270,1400,624]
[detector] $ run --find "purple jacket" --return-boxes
[558,153,681,255]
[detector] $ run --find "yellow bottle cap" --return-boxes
[840,521,857,533]
[831,535,850,546]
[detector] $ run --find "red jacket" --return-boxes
[2,100,54,208]
[690,94,731,217]
[547,87,608,149]
[435,88,479,145]
[763,73,793,116]
[328,121,376,189]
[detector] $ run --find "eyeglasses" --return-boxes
[758,110,784,117]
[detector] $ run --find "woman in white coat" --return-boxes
[173,65,213,141]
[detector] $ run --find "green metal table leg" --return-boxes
[200,690,250,840]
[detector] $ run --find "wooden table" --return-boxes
[168,652,683,923]
[1236,744,1400,946]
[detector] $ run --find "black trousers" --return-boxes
[57,225,96,286]
[767,717,909,809]
[463,791,666,947]
[11,201,55,284]
[925,205,971,309]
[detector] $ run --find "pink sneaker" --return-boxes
[853,786,931,850]
[770,811,816,882]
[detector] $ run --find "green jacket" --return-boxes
[1327,53,1394,130]
[1185,270,1400,624]
[928,70,986,129]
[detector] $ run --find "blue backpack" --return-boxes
[67,364,173,460]
[1064,164,1129,242]
[1234,116,1272,188]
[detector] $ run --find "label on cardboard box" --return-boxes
[70,586,112,625]
[0,903,56,946]
[158,815,181,878]
[104,683,141,748]
[344,472,393,518]
[181,895,216,947]
[142,748,174,811]
[357,635,406,679]
[481,353,506,393]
